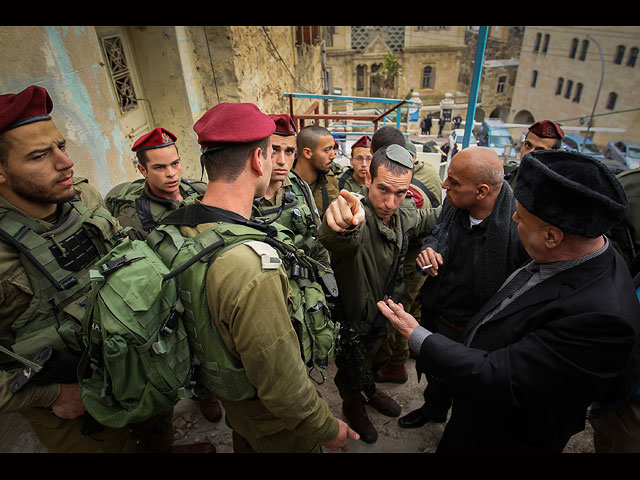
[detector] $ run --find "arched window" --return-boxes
[579,39,589,61]
[356,65,366,91]
[569,38,579,58]
[542,34,550,54]
[556,77,564,95]
[565,79,574,99]
[422,65,434,88]
[606,92,618,110]
[533,32,541,53]
[628,47,638,67]
[573,83,583,103]
[614,45,625,64]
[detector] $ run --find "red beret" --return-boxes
[0,85,53,133]
[352,135,372,150]
[269,114,297,136]
[528,120,564,140]
[194,103,275,151]
[132,127,177,153]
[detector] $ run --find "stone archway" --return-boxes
[513,109,534,125]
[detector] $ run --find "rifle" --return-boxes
[2,344,103,435]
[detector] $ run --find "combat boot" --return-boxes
[364,389,402,417]
[198,392,223,423]
[377,363,408,384]
[342,396,378,444]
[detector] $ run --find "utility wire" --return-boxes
[203,26,220,103]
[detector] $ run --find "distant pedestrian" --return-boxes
[425,114,432,135]
[437,116,445,138]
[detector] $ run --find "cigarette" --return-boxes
[421,264,433,270]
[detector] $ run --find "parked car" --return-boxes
[562,133,605,159]
[475,119,518,160]
[605,140,640,169]
[562,133,627,174]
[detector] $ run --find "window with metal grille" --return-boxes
[101,35,138,112]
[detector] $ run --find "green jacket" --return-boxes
[0,178,123,414]
[178,215,340,452]
[319,194,441,336]
[338,167,367,196]
[106,178,205,240]
[253,172,330,265]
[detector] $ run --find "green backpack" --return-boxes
[79,204,339,428]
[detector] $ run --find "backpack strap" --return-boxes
[410,176,440,208]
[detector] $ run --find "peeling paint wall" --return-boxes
[1,25,326,195]
[0,26,131,195]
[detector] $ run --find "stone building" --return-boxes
[509,26,640,146]
[0,26,325,194]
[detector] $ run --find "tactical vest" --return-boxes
[0,180,123,369]
[106,178,206,233]
[151,205,340,400]
[252,171,322,259]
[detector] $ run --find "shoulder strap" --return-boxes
[338,168,354,191]
[410,176,440,208]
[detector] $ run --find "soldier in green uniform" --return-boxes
[338,135,371,195]
[0,85,213,453]
[379,138,444,384]
[105,127,206,241]
[105,127,222,425]
[184,102,357,453]
[252,114,329,264]
[319,144,441,444]
[294,125,340,218]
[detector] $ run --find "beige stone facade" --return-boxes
[510,26,640,147]
[0,26,325,195]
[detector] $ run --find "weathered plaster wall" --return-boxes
[0,26,131,195]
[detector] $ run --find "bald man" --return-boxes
[398,146,530,429]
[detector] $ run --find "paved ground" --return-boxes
[0,358,594,453]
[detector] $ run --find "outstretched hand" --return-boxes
[325,190,365,233]
[377,298,420,340]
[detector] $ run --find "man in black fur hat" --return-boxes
[377,149,640,452]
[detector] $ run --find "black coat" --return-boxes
[416,245,640,452]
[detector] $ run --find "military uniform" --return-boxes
[319,193,440,399]
[179,216,339,452]
[338,167,367,195]
[106,178,205,240]
[0,178,150,452]
[253,171,330,265]
[187,101,342,453]
[311,168,341,219]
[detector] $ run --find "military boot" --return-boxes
[364,388,402,417]
[342,396,378,444]
[377,363,408,384]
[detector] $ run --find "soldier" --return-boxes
[378,137,444,384]
[504,120,565,187]
[181,102,357,452]
[319,144,441,443]
[338,135,372,195]
[294,125,340,218]
[104,127,221,424]
[105,127,206,241]
[252,114,329,264]
[0,85,212,453]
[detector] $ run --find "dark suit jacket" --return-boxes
[416,244,640,452]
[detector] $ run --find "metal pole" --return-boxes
[463,26,488,149]
[583,34,605,149]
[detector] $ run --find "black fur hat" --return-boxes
[514,149,629,238]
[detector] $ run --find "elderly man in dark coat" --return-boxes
[378,149,640,452]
